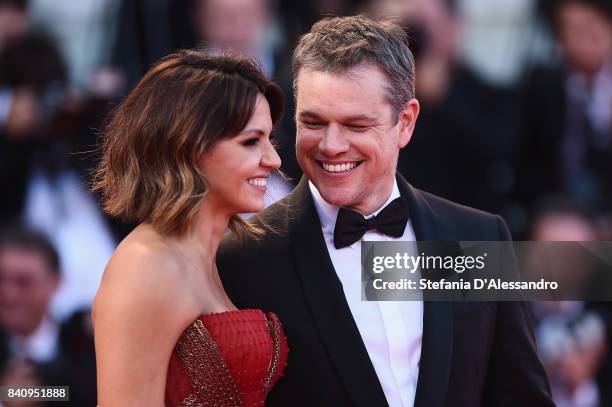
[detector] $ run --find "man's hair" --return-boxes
[0,0,28,10]
[292,15,415,121]
[0,33,66,92]
[0,226,60,275]
[92,50,284,238]
[542,0,612,26]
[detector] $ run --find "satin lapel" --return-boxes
[397,174,453,407]
[287,177,388,407]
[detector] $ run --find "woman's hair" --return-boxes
[92,50,284,237]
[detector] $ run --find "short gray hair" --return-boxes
[292,15,416,121]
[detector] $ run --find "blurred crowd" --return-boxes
[0,0,610,405]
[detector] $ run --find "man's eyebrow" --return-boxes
[343,114,378,123]
[297,110,323,120]
[298,111,378,123]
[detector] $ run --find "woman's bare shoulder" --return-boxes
[93,227,197,406]
[101,227,182,287]
[93,225,195,330]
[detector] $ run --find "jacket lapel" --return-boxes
[397,175,453,407]
[286,175,453,407]
[287,177,388,407]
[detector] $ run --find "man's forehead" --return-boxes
[295,66,395,121]
[0,246,52,272]
[298,109,381,123]
[295,63,388,86]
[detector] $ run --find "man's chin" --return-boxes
[317,188,356,208]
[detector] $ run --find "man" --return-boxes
[218,15,554,407]
[0,226,96,406]
[520,0,612,213]
[0,227,62,367]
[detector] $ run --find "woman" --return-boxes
[92,50,288,406]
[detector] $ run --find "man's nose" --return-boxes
[319,124,349,156]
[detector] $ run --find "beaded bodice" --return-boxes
[165,309,288,407]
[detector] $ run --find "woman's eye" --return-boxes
[242,138,260,147]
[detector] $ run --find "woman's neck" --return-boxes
[183,198,231,272]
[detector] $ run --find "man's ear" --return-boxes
[397,98,420,149]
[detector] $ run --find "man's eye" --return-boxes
[303,122,324,129]
[347,124,368,132]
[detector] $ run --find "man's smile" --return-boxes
[318,160,364,174]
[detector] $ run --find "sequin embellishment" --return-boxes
[263,313,282,394]
[174,319,242,406]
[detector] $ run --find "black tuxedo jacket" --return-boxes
[217,175,554,407]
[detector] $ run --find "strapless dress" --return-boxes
[165,309,288,406]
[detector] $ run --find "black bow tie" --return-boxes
[333,197,409,249]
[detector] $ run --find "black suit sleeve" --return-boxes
[482,216,555,406]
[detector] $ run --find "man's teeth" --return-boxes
[322,162,358,173]
[248,177,267,187]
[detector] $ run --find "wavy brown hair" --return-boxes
[92,50,284,237]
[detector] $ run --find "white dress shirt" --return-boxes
[309,180,423,407]
[24,168,116,320]
[9,315,60,363]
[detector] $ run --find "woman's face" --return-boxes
[199,94,281,215]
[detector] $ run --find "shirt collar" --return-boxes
[309,178,401,237]
[10,315,60,363]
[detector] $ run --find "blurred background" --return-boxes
[0,0,610,405]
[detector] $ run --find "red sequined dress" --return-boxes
[165,309,288,406]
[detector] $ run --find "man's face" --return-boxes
[556,2,612,75]
[295,64,419,214]
[0,5,28,49]
[0,246,59,336]
[198,0,269,54]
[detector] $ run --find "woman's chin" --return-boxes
[237,201,265,215]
